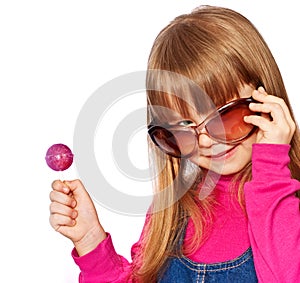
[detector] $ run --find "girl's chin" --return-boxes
[207,161,251,175]
[195,159,249,175]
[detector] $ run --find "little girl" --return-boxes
[49,6,300,282]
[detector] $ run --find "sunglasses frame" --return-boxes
[148,97,259,158]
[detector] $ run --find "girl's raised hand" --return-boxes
[49,179,107,256]
[244,87,296,144]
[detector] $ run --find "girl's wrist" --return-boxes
[74,225,107,257]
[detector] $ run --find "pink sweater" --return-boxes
[72,144,300,282]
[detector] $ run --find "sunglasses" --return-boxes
[148,97,259,158]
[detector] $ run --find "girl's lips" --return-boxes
[209,146,238,159]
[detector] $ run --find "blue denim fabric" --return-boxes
[157,219,258,283]
[158,247,258,282]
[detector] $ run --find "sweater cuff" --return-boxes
[72,233,123,279]
[251,143,291,181]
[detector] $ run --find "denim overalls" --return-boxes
[158,223,258,282]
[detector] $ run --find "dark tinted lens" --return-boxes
[149,127,196,157]
[149,127,181,156]
[206,103,255,142]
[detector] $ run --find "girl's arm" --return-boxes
[50,179,145,282]
[72,233,141,282]
[72,217,148,283]
[244,144,300,283]
[244,87,299,282]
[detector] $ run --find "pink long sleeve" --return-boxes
[72,233,138,282]
[244,144,300,282]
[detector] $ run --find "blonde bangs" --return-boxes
[147,6,267,112]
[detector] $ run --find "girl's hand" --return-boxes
[244,87,296,144]
[49,179,107,256]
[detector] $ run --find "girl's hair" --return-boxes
[132,6,300,282]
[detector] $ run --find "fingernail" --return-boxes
[258,86,265,93]
[63,187,70,194]
[72,210,77,219]
[71,200,77,208]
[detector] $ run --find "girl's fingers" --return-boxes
[49,192,78,231]
[52,180,70,194]
[252,87,294,124]
[249,101,287,125]
[244,87,296,144]
[50,201,77,219]
[251,88,296,131]
[49,214,76,230]
[49,190,77,208]
[244,114,292,140]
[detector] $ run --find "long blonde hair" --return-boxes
[132,6,300,282]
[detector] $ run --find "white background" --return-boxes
[1,1,299,282]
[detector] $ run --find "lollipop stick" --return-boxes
[58,170,65,182]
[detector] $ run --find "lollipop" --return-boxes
[45,143,73,171]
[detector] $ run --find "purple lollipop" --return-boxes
[45,143,73,171]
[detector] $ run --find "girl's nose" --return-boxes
[198,130,216,148]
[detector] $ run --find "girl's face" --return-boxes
[188,85,256,175]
